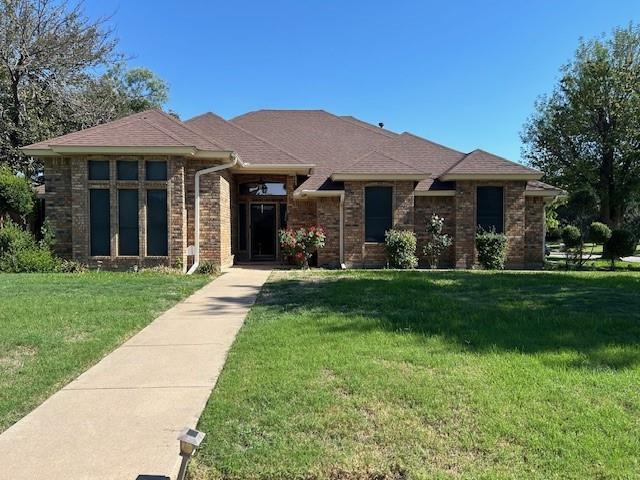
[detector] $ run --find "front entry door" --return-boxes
[250,204,276,260]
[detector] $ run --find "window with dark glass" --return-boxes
[146,189,168,256]
[238,204,247,251]
[117,160,138,181]
[477,186,504,233]
[88,160,109,180]
[89,189,110,256]
[118,190,139,256]
[238,182,286,196]
[365,186,392,242]
[146,161,167,181]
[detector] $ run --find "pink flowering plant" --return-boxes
[279,226,326,268]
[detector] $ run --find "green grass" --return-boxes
[192,270,640,479]
[548,242,640,255]
[0,272,210,432]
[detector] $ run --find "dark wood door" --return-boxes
[250,204,276,259]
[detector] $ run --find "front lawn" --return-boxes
[0,272,210,432]
[192,270,640,479]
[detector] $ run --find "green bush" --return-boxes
[561,225,582,249]
[0,247,60,273]
[0,166,34,218]
[57,259,88,273]
[0,220,37,256]
[197,261,219,275]
[385,229,418,269]
[606,229,637,259]
[588,222,612,244]
[475,228,508,270]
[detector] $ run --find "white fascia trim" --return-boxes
[331,173,429,181]
[294,189,344,198]
[22,145,235,159]
[414,190,456,197]
[233,164,315,174]
[440,173,542,181]
[524,190,565,197]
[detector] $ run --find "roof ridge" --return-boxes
[472,148,538,171]
[338,115,398,138]
[189,112,306,164]
[53,115,144,145]
[319,110,398,141]
[141,117,194,147]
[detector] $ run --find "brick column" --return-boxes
[317,196,340,267]
[525,196,545,268]
[393,181,415,230]
[505,181,526,268]
[43,157,72,258]
[169,158,186,269]
[71,158,88,262]
[455,181,475,269]
[343,181,364,267]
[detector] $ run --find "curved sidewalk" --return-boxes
[0,266,271,480]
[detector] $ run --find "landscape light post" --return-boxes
[176,427,205,480]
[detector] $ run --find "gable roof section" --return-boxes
[440,149,541,181]
[184,112,308,168]
[22,110,231,158]
[232,110,396,169]
[332,150,429,180]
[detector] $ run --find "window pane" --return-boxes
[477,186,504,233]
[146,161,167,181]
[88,160,109,180]
[90,189,110,256]
[147,189,168,255]
[238,204,247,251]
[239,182,286,196]
[365,186,392,242]
[118,189,139,255]
[117,160,138,181]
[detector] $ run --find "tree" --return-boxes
[0,0,169,178]
[0,166,33,225]
[522,24,640,227]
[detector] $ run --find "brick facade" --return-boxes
[43,158,547,270]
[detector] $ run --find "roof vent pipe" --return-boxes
[186,153,239,275]
[378,122,384,128]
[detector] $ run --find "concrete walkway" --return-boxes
[0,266,271,480]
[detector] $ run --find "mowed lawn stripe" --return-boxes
[0,272,210,432]
[192,270,640,479]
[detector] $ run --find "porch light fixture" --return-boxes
[176,427,205,480]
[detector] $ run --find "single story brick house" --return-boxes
[22,109,563,271]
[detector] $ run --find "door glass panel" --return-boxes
[251,204,276,258]
[238,204,247,251]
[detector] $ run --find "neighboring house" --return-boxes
[22,109,563,270]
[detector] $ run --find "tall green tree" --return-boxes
[0,0,169,178]
[522,24,640,227]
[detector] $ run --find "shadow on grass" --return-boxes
[259,271,640,370]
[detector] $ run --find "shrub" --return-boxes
[475,228,508,270]
[197,261,219,275]
[279,226,326,268]
[561,225,582,249]
[385,229,418,269]
[0,247,60,273]
[588,222,612,245]
[606,229,637,270]
[57,259,88,273]
[0,166,34,221]
[0,220,36,256]
[423,214,452,269]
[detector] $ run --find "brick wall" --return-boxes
[414,196,456,267]
[317,196,340,267]
[525,196,545,267]
[455,180,528,269]
[43,158,72,258]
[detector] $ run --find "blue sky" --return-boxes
[86,0,639,162]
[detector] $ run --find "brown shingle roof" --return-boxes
[185,112,305,165]
[23,110,226,152]
[440,149,540,179]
